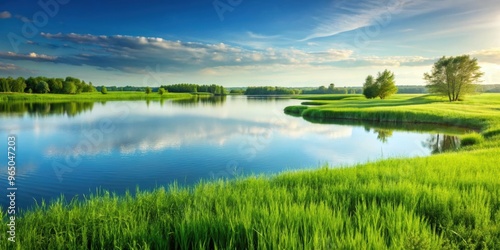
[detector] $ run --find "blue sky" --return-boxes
[0,0,499,87]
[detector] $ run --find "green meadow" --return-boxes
[2,94,500,249]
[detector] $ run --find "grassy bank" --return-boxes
[0,92,193,102]
[1,94,500,249]
[286,94,500,135]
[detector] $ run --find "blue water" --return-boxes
[0,96,464,210]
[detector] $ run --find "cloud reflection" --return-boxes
[43,113,353,157]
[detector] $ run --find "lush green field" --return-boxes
[1,94,500,249]
[0,91,193,102]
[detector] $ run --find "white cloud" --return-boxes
[471,48,500,64]
[13,30,497,86]
[36,33,358,73]
[0,51,57,62]
[247,31,280,40]
[301,0,410,41]
[0,62,34,75]
[0,11,11,19]
[300,0,500,42]
[0,62,18,71]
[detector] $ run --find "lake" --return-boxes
[0,96,466,210]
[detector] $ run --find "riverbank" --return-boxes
[286,94,500,136]
[1,94,499,249]
[0,92,194,102]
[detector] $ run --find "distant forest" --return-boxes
[0,76,95,94]
[243,84,429,95]
[237,84,500,95]
[159,83,228,95]
[1,76,498,95]
[244,84,361,95]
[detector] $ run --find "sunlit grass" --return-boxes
[461,132,485,147]
[1,93,499,249]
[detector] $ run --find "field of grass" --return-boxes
[0,91,193,102]
[1,94,499,249]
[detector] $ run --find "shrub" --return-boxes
[460,132,484,146]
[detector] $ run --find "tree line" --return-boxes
[243,85,362,95]
[244,86,302,95]
[302,84,360,95]
[160,83,227,95]
[0,76,96,94]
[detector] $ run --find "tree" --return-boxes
[158,87,166,95]
[424,55,483,102]
[12,77,26,93]
[376,69,397,99]
[63,81,76,94]
[25,77,37,93]
[145,86,152,94]
[36,81,50,93]
[86,82,96,92]
[362,75,378,99]
[47,78,63,93]
[101,86,108,94]
[328,83,335,93]
[0,78,10,92]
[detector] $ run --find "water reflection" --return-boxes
[422,134,461,153]
[0,102,95,117]
[172,95,226,107]
[246,96,292,102]
[373,129,394,143]
[304,116,472,135]
[0,96,227,116]
[304,116,466,152]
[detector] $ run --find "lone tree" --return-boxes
[145,86,152,94]
[362,75,378,99]
[424,55,483,102]
[158,87,166,96]
[101,86,108,94]
[362,70,397,99]
[376,69,398,99]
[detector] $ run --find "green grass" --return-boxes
[0,91,193,102]
[286,94,499,132]
[1,93,500,249]
[460,132,485,147]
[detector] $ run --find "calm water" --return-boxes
[0,96,466,210]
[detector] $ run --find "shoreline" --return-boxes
[0,92,197,102]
